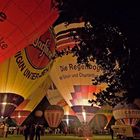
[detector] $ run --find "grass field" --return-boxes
[0,135,115,140]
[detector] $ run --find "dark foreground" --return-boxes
[0,134,116,140]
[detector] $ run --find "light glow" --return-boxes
[82,107,86,123]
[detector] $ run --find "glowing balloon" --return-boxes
[11,77,52,125]
[69,85,99,123]
[11,110,31,126]
[46,81,67,107]
[50,21,107,123]
[0,93,24,117]
[46,80,77,126]
[95,105,113,128]
[0,44,53,118]
[44,105,64,128]
[62,115,79,127]
[113,103,140,126]
[91,114,108,131]
[71,105,99,124]
[0,0,59,63]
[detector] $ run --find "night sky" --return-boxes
[56,0,140,98]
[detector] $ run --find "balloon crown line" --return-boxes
[52,20,132,107]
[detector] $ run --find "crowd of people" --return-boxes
[0,122,114,140]
[0,122,43,140]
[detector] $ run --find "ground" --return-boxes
[0,135,115,140]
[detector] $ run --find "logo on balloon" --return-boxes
[15,29,55,80]
[25,29,55,69]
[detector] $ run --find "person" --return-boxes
[110,126,114,139]
[29,124,35,140]
[17,127,20,135]
[35,125,41,140]
[3,123,8,138]
[64,126,68,136]
[23,125,30,140]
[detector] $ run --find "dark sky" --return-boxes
[56,0,140,98]
[58,0,140,49]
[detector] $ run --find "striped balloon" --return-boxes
[91,114,108,131]
[44,105,64,128]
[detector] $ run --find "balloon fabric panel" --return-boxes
[0,0,59,63]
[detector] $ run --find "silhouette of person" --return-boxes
[24,125,30,140]
[35,125,41,140]
[3,123,8,138]
[30,124,35,140]
[110,127,114,139]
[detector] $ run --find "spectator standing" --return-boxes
[23,125,30,140]
[110,126,114,139]
[3,123,8,138]
[35,125,41,140]
[30,124,35,140]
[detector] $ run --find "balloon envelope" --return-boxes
[90,114,108,131]
[113,103,140,126]
[46,80,77,126]
[72,105,99,124]
[0,28,54,117]
[11,110,31,126]
[44,105,64,128]
[0,93,23,117]
[0,0,59,63]
[96,105,113,124]
[50,21,107,123]
[35,110,43,118]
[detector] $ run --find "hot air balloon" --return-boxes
[11,76,52,125]
[35,110,43,118]
[44,105,64,128]
[0,0,60,63]
[113,103,140,126]
[11,110,31,126]
[70,85,100,124]
[91,114,108,131]
[0,28,54,117]
[90,105,113,131]
[95,105,112,127]
[49,21,107,124]
[46,81,78,126]
[46,81,67,108]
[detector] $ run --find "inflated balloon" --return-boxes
[44,105,64,128]
[0,93,24,117]
[11,110,31,126]
[46,81,67,107]
[71,105,99,124]
[113,103,140,126]
[50,21,107,123]
[0,0,59,63]
[62,115,79,126]
[95,105,113,127]
[70,85,99,123]
[0,29,54,116]
[14,76,52,115]
[35,110,43,118]
[11,77,52,125]
[90,114,108,131]
[46,81,76,126]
